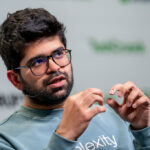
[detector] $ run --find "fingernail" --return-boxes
[132,104,137,108]
[110,89,114,95]
[127,102,131,107]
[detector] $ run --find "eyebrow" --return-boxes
[26,46,65,66]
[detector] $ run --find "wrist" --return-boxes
[56,126,77,141]
[130,124,148,130]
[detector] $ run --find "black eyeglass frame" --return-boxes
[14,49,72,76]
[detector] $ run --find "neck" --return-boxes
[24,95,64,110]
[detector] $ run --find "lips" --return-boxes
[49,75,65,84]
[47,75,66,88]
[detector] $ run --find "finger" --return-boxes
[107,98,135,121]
[126,88,140,107]
[123,81,142,97]
[106,98,121,114]
[125,111,137,123]
[110,82,136,98]
[120,82,134,97]
[89,106,106,119]
[86,88,104,98]
[82,94,104,108]
[123,82,144,106]
[132,96,150,109]
[117,82,134,104]
[109,84,124,97]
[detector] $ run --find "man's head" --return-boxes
[0,8,73,108]
[0,8,67,71]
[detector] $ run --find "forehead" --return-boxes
[20,36,64,65]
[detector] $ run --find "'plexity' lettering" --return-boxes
[76,135,117,150]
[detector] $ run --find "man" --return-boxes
[0,8,149,150]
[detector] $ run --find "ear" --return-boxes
[7,70,23,90]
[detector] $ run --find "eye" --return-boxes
[53,50,65,59]
[31,58,47,67]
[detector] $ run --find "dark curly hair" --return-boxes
[0,8,66,71]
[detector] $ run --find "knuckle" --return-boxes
[126,81,135,87]
[137,89,144,97]
[90,94,96,100]
[135,88,140,93]
[93,107,102,115]
[117,83,122,87]
[73,100,80,107]
[127,81,133,84]
[82,112,90,121]
[146,96,150,101]
[112,83,121,88]
[65,96,74,105]
[140,95,146,100]
[143,96,150,104]
[86,88,94,93]
[68,96,75,103]
[94,107,101,113]
[68,97,79,107]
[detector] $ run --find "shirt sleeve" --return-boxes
[131,126,150,150]
[0,138,15,150]
[0,131,77,150]
[44,132,78,150]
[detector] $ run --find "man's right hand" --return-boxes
[55,88,106,141]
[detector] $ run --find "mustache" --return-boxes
[43,71,69,86]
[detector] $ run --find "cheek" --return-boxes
[65,65,73,81]
[20,69,43,87]
[20,68,31,79]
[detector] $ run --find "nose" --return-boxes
[46,58,60,74]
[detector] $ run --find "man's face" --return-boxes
[19,36,73,106]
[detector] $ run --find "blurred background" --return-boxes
[0,0,150,120]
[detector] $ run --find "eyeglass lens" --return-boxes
[30,49,71,76]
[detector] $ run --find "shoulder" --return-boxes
[0,110,29,134]
[0,112,18,130]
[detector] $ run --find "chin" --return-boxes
[53,88,67,97]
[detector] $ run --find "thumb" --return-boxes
[106,98,121,114]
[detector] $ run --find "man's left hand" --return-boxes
[107,81,150,130]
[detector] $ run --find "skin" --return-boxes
[7,35,72,109]
[6,36,150,141]
[107,81,150,130]
[56,82,150,140]
[56,88,106,140]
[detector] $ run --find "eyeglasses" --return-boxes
[14,49,71,76]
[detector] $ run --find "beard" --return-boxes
[20,69,73,106]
